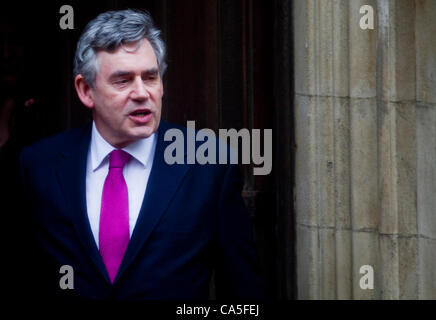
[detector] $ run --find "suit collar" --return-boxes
[90,121,157,171]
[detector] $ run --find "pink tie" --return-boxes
[99,149,131,283]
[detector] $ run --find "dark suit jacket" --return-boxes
[17,121,264,300]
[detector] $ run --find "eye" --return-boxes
[143,74,159,82]
[116,79,129,84]
[112,78,131,88]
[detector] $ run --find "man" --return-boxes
[18,9,264,300]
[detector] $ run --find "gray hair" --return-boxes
[73,9,167,87]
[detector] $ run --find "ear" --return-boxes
[74,74,95,109]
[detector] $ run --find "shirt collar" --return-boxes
[90,121,156,171]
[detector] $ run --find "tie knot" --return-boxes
[109,149,131,169]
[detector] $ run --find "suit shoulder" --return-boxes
[157,120,187,134]
[21,123,91,160]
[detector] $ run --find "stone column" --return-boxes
[294,0,436,299]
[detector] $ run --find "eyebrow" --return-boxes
[142,68,159,77]
[108,68,159,80]
[108,71,132,80]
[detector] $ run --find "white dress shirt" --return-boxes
[86,121,157,248]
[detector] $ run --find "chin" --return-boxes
[132,126,156,139]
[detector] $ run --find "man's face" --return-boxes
[90,39,163,148]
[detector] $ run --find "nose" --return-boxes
[130,76,149,101]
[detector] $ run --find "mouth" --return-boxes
[130,108,151,117]
[128,108,152,124]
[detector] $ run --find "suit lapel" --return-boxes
[55,123,111,284]
[115,121,190,283]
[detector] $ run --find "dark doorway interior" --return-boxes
[0,0,294,299]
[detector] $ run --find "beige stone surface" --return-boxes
[335,229,352,299]
[293,0,316,96]
[317,0,334,96]
[296,224,320,299]
[333,97,351,229]
[294,0,436,300]
[349,0,377,98]
[378,234,419,299]
[350,98,378,230]
[379,234,399,299]
[351,230,380,299]
[317,97,335,228]
[416,104,436,239]
[418,237,436,299]
[416,0,436,104]
[295,94,318,227]
[319,228,337,299]
[398,236,419,299]
[332,0,350,97]
[392,103,417,235]
[378,0,416,102]
[379,102,417,235]
[378,101,399,235]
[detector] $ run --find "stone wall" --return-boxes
[294,0,436,299]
